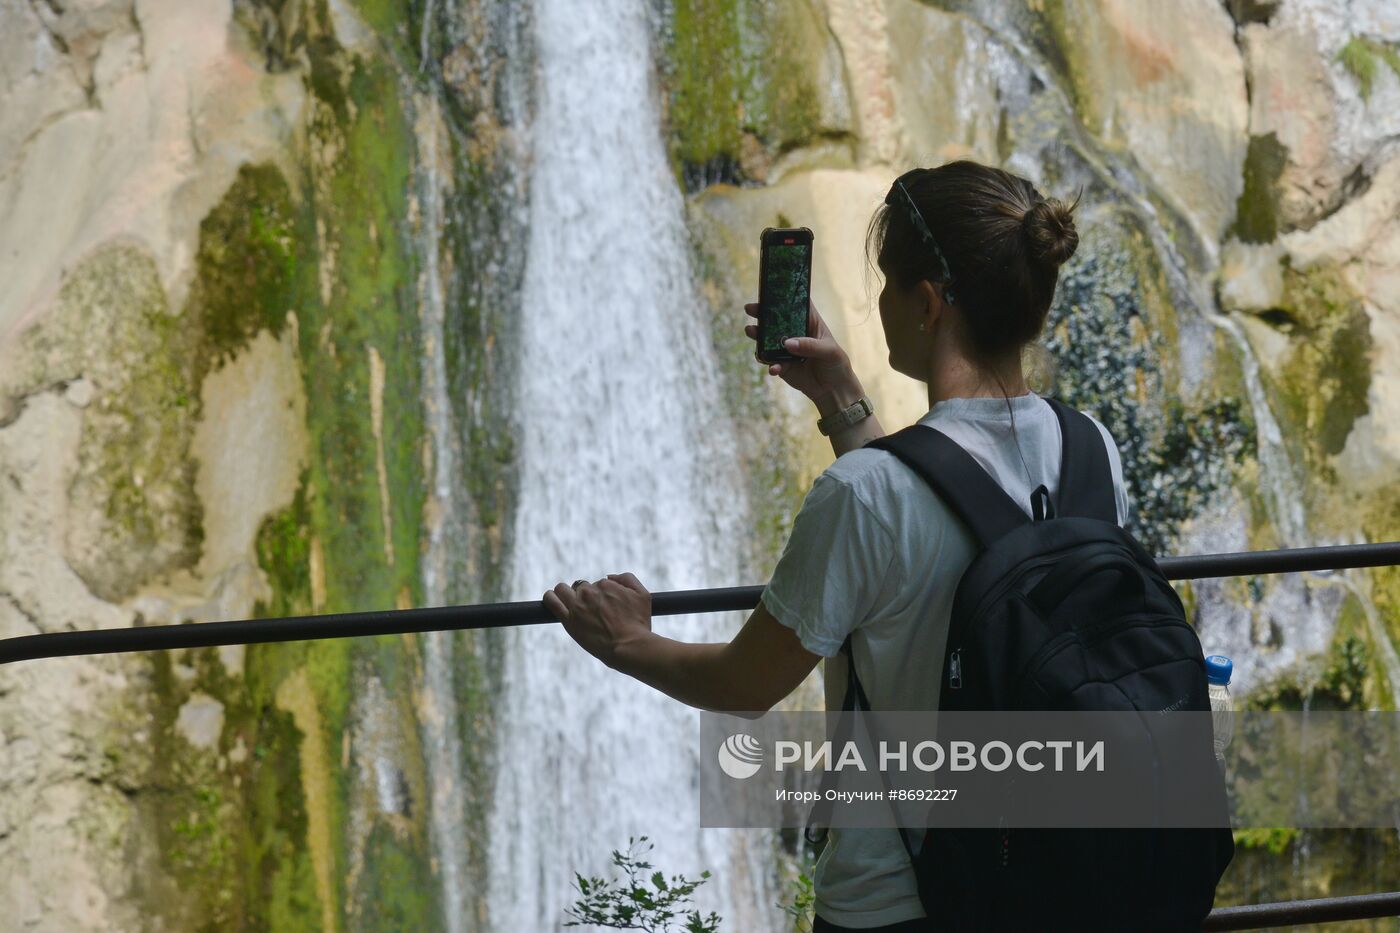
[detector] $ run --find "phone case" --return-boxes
[756,226,814,364]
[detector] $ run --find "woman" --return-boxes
[544,160,1129,930]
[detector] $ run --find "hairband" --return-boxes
[885,168,957,304]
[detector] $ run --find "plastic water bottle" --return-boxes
[1206,655,1233,773]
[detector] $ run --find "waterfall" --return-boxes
[942,3,1360,694]
[1202,315,1309,547]
[485,0,779,928]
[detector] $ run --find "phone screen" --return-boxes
[760,239,811,355]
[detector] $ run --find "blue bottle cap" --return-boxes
[1205,655,1232,686]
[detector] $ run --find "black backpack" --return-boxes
[806,395,1234,931]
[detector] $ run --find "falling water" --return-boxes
[485,0,777,928]
[1202,315,1310,546]
[1177,314,1346,689]
[957,32,1400,914]
[1315,569,1400,705]
[945,2,1385,700]
[974,4,1315,552]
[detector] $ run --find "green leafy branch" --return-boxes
[777,866,816,933]
[564,836,722,932]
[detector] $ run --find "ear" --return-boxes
[916,279,947,330]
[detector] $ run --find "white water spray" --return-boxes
[485,0,778,928]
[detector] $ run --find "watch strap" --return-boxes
[817,395,874,436]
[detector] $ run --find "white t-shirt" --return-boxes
[761,390,1129,927]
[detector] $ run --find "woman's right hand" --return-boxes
[744,298,862,407]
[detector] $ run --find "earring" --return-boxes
[918,323,926,332]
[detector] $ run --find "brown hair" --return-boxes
[865,160,1080,373]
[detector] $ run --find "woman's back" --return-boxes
[760,389,1130,925]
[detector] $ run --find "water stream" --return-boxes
[950,2,1363,694]
[432,1,1395,921]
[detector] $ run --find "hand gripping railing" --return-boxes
[1,541,1398,666]
[3,539,1400,927]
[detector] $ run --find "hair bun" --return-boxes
[1022,196,1079,267]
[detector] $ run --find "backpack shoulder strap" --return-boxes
[1042,396,1118,523]
[864,423,1030,551]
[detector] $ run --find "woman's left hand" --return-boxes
[544,572,654,670]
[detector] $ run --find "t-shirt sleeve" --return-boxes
[1088,416,1131,528]
[760,473,898,658]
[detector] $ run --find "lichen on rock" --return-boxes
[1228,257,1373,539]
[1043,208,1256,558]
[2,243,206,603]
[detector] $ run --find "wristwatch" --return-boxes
[817,395,875,436]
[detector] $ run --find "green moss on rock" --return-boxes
[351,823,439,929]
[1361,486,1400,691]
[667,0,744,179]
[128,472,332,930]
[254,17,438,927]
[246,700,325,931]
[234,0,309,73]
[1036,0,1097,128]
[1245,632,1370,712]
[661,0,843,191]
[253,467,315,618]
[130,13,433,927]
[1217,827,1400,908]
[1231,133,1288,244]
[1232,827,1299,857]
[1254,262,1372,506]
[349,0,424,62]
[136,650,239,930]
[1336,36,1400,101]
[241,476,339,930]
[187,163,300,368]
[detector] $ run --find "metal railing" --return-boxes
[1204,890,1400,930]
[2,539,1400,928]
[2,540,1398,666]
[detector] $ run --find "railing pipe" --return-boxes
[6,540,1400,927]
[1203,889,1400,929]
[2,540,1398,666]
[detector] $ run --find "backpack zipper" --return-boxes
[954,542,1139,651]
[944,550,1083,694]
[949,612,1191,697]
[1011,613,1198,701]
[954,554,1058,645]
[943,547,1084,695]
[948,545,1093,660]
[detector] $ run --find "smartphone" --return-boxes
[756,226,814,364]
